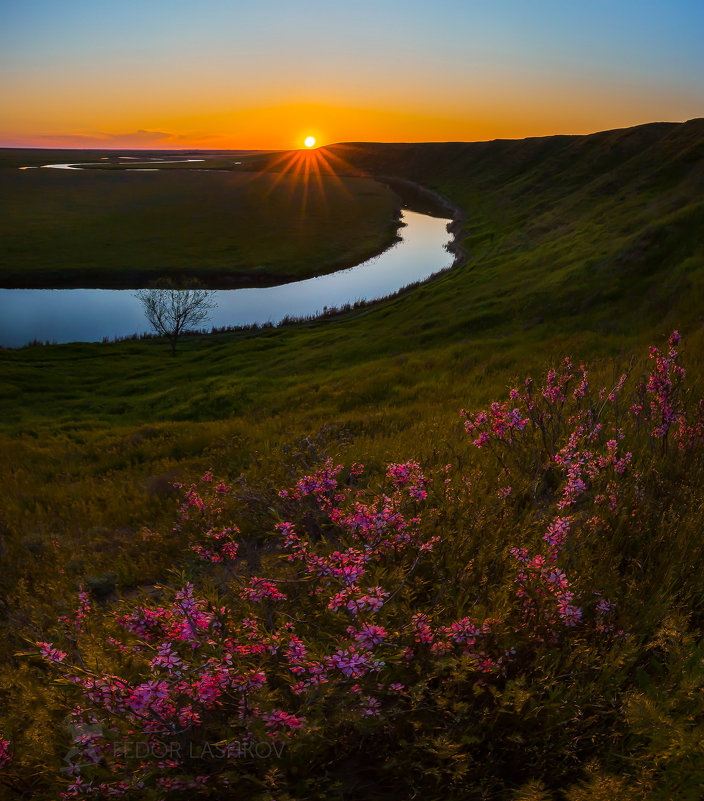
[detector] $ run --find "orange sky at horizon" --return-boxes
[3,94,701,152]
[2,1,702,151]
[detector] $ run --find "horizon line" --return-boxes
[2,117,703,153]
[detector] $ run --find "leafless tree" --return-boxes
[136,284,216,356]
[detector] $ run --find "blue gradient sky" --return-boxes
[1,0,702,148]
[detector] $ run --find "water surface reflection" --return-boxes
[0,210,453,348]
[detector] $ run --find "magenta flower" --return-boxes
[37,641,68,664]
[0,737,11,768]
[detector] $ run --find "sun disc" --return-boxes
[304,136,316,148]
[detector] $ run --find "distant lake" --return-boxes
[0,209,453,348]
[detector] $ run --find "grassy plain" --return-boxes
[0,150,400,288]
[1,120,704,798]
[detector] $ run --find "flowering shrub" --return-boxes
[25,332,704,799]
[0,737,11,769]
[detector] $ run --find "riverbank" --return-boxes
[0,166,401,289]
[378,175,468,268]
[0,209,452,347]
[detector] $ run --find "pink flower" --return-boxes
[241,577,287,603]
[263,709,305,732]
[149,643,183,674]
[350,623,387,650]
[128,680,169,714]
[37,642,68,664]
[543,516,572,557]
[360,696,381,717]
[326,647,370,678]
[0,738,11,768]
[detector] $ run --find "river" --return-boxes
[0,208,453,348]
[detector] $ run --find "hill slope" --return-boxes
[321,119,704,337]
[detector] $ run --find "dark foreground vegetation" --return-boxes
[1,119,704,799]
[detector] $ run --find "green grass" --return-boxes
[2,119,703,563]
[2,119,703,576]
[0,154,400,288]
[1,120,704,799]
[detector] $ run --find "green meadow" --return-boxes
[0,150,399,288]
[1,119,704,799]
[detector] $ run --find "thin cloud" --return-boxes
[36,129,178,148]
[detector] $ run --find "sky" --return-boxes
[1,0,703,149]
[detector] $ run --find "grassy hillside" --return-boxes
[1,121,704,799]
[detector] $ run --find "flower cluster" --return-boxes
[0,737,11,769]
[36,641,68,664]
[30,332,703,798]
[462,401,529,448]
[630,331,704,453]
[241,577,287,603]
[58,586,91,632]
[644,331,685,439]
[386,461,428,500]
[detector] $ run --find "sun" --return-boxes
[304,136,316,148]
